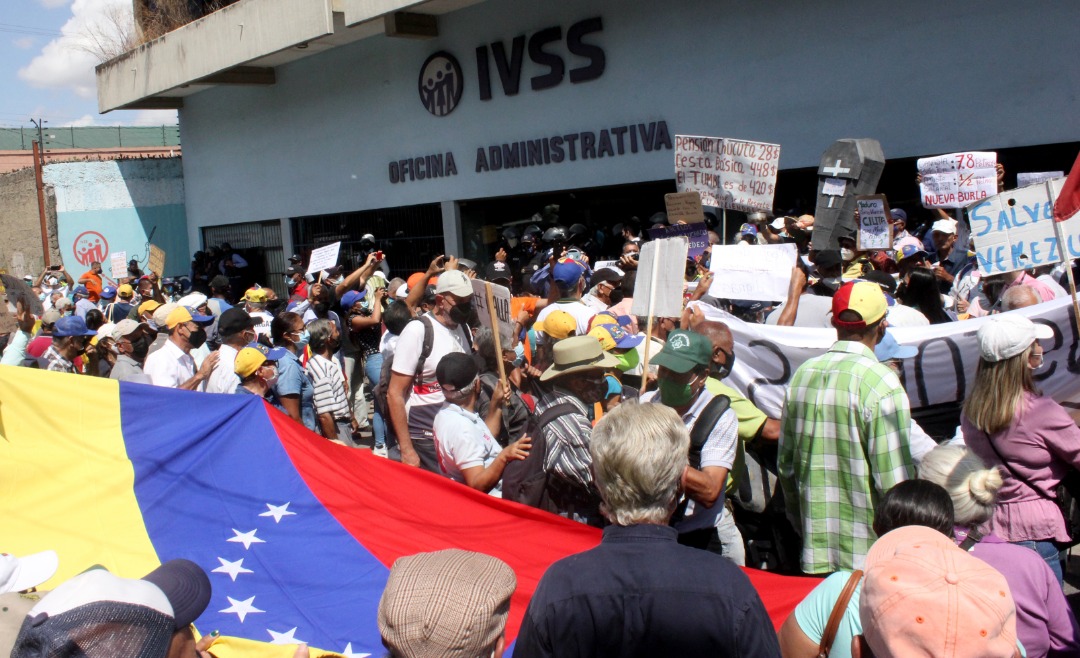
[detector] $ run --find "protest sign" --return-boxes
[708,243,798,302]
[631,237,688,319]
[968,177,1080,275]
[664,192,705,225]
[307,241,341,275]
[471,279,514,348]
[674,135,780,212]
[593,260,620,272]
[918,151,997,208]
[147,245,166,277]
[646,222,710,260]
[855,195,893,251]
[813,139,886,249]
[1018,171,1064,187]
[109,252,128,280]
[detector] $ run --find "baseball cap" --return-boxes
[218,307,259,335]
[0,551,59,595]
[483,260,512,282]
[831,281,887,330]
[117,284,134,299]
[53,297,73,311]
[874,331,918,362]
[770,216,787,230]
[138,299,162,316]
[152,303,179,328]
[651,330,712,374]
[813,250,843,271]
[589,310,633,331]
[932,218,958,235]
[977,313,1053,362]
[360,233,376,243]
[72,286,89,297]
[861,270,898,296]
[41,309,62,327]
[53,316,97,338]
[140,559,211,630]
[534,310,577,340]
[341,289,366,309]
[378,549,515,658]
[165,306,214,330]
[860,525,1018,658]
[241,288,269,304]
[435,353,478,393]
[394,283,409,299]
[287,254,302,264]
[175,293,207,309]
[897,244,929,263]
[552,258,586,287]
[93,323,116,345]
[588,324,643,351]
[111,319,148,341]
[890,208,908,223]
[100,286,117,299]
[739,223,758,237]
[234,344,287,378]
[590,268,624,287]
[435,270,473,298]
[284,265,303,277]
[209,275,230,290]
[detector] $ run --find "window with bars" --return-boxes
[202,220,286,297]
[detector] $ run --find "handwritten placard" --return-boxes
[918,151,997,209]
[856,195,893,251]
[1017,171,1064,187]
[631,237,689,319]
[109,251,128,280]
[674,135,780,212]
[646,222,710,260]
[471,279,514,347]
[147,244,166,277]
[306,241,341,275]
[664,192,705,225]
[708,243,798,302]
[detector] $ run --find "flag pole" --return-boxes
[640,244,661,391]
[1048,180,1080,337]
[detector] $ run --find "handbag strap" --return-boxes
[817,570,863,658]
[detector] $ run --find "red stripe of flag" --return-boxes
[1054,151,1080,223]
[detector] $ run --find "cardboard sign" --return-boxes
[968,177,1080,275]
[1018,171,1065,187]
[708,243,798,302]
[646,222,710,260]
[664,192,706,225]
[110,252,128,280]
[306,242,341,275]
[148,245,166,277]
[918,151,997,209]
[855,195,893,251]
[674,135,780,212]
[471,279,514,347]
[813,139,886,249]
[631,237,689,319]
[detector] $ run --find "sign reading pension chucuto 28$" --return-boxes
[855,195,893,251]
[674,135,780,212]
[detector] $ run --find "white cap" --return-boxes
[435,270,473,297]
[96,323,116,340]
[931,219,957,235]
[394,283,408,299]
[977,313,1053,362]
[27,567,172,619]
[0,550,59,594]
[372,271,387,280]
[771,217,786,230]
[176,292,207,308]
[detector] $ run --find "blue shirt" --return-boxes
[273,349,316,432]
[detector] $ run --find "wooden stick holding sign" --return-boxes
[485,282,508,393]
[471,278,515,398]
[631,237,690,389]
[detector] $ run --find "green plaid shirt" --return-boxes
[779,340,914,574]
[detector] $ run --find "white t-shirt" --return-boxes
[391,314,470,440]
[535,300,596,336]
[885,303,929,327]
[144,339,199,390]
[250,310,275,339]
[434,404,503,497]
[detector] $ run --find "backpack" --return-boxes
[502,401,578,512]
[373,316,434,430]
[671,394,730,524]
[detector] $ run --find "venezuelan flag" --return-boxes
[0,366,815,655]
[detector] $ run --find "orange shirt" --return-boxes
[80,270,103,302]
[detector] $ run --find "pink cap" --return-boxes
[860,526,1018,658]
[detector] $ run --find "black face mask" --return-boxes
[608,289,625,305]
[449,302,474,326]
[711,350,736,380]
[129,335,151,362]
[187,327,208,349]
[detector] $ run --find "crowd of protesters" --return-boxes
[3,159,1080,657]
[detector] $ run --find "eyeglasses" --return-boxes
[1029,350,1045,367]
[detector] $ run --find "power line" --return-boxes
[0,22,63,38]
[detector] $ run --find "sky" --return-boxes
[1,0,178,128]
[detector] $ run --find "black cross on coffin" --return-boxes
[813,139,886,249]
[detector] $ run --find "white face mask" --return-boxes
[840,248,856,262]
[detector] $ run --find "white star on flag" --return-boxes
[267,627,305,645]
[340,643,371,658]
[227,528,266,549]
[259,502,297,523]
[219,596,265,623]
[211,557,253,582]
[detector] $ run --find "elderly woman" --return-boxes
[961,314,1080,585]
[919,445,1080,658]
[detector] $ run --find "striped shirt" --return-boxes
[779,340,914,574]
[538,387,603,524]
[305,354,350,421]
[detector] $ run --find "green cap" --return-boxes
[651,330,712,374]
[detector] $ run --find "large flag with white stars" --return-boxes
[0,366,817,656]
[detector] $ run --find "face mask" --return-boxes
[293,329,310,350]
[608,289,625,305]
[614,349,640,373]
[658,376,697,407]
[286,277,299,290]
[264,368,279,388]
[712,352,736,380]
[506,238,519,249]
[187,327,208,349]
[819,276,843,293]
[128,335,151,362]
[449,302,473,325]
[840,248,855,262]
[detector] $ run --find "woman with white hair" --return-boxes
[962,313,1080,585]
[919,444,1080,657]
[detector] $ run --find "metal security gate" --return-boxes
[201,220,285,298]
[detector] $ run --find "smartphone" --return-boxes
[375,251,384,261]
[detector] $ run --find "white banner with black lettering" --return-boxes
[691,297,1080,423]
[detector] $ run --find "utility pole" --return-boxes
[29,117,47,168]
[29,118,51,268]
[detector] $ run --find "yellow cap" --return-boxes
[535,310,576,340]
[138,299,162,315]
[234,347,268,378]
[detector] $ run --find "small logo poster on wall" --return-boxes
[419,51,463,117]
[73,231,108,266]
